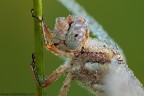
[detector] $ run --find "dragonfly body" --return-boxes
[31,0,144,95]
[31,12,138,96]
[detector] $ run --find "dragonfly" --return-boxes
[31,0,144,96]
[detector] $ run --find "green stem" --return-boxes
[33,0,45,96]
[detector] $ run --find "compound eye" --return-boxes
[65,18,88,50]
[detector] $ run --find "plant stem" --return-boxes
[33,0,45,96]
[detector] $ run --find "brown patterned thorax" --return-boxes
[75,51,111,64]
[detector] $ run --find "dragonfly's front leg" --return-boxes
[31,9,61,55]
[31,53,68,88]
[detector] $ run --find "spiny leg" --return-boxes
[41,65,68,88]
[59,73,74,96]
[31,9,52,40]
[31,53,41,86]
[31,9,60,55]
[31,53,68,88]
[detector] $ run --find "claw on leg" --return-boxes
[31,53,42,87]
[31,9,61,55]
[31,53,69,88]
[31,9,43,22]
[31,9,53,42]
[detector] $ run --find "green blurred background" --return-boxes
[0,0,144,96]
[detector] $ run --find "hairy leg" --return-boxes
[31,9,61,55]
[59,73,74,96]
[31,53,69,88]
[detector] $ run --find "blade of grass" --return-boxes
[33,0,45,96]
